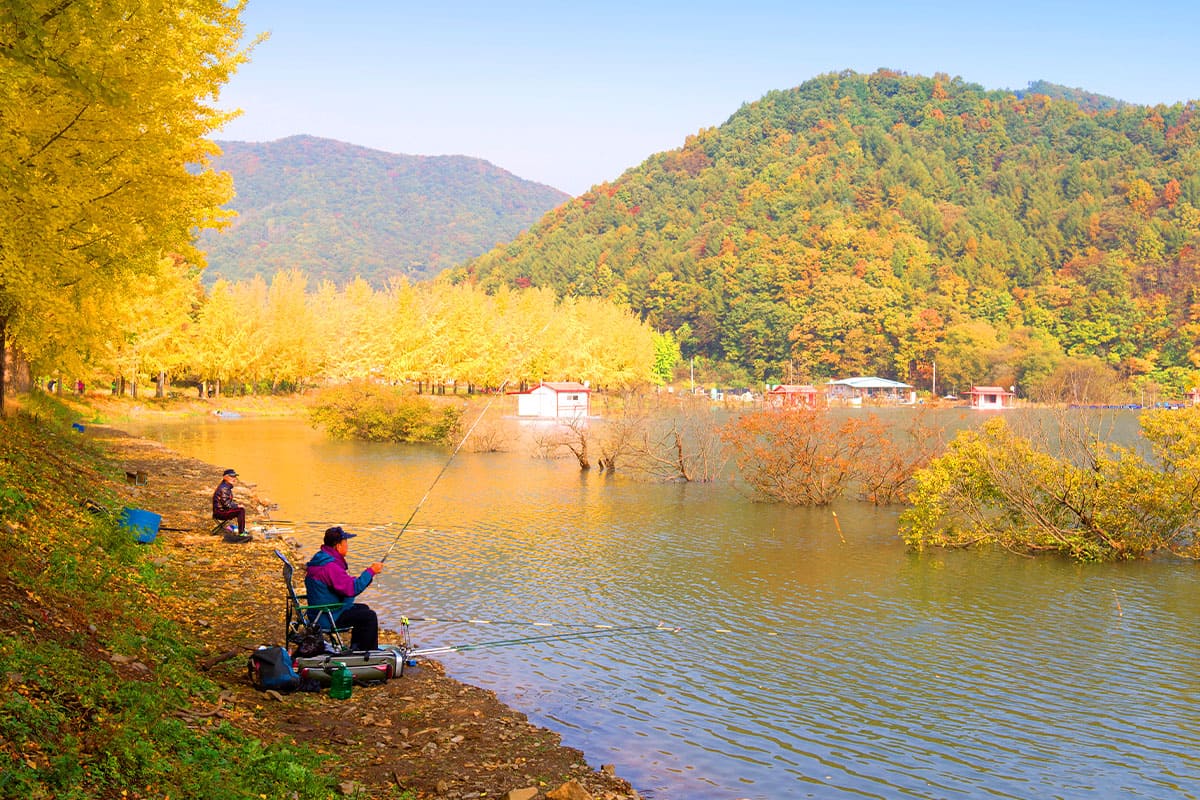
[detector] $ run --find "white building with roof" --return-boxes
[966,386,1017,409]
[509,381,591,418]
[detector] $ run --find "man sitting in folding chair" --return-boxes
[304,526,384,652]
[276,549,349,653]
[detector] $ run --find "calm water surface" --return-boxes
[123,412,1200,799]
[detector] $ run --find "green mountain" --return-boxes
[199,135,569,286]
[455,70,1200,393]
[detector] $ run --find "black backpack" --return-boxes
[248,646,300,692]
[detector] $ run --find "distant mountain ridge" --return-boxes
[199,135,569,286]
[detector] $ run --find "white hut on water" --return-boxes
[510,381,591,418]
[966,386,1017,409]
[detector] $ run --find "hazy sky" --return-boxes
[217,1,1200,196]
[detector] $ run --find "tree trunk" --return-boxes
[156,370,166,398]
[0,315,7,416]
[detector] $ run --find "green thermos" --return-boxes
[329,661,352,700]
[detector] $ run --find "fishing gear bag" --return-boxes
[293,649,402,686]
[292,626,331,659]
[248,645,300,692]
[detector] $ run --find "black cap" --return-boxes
[222,469,238,477]
[324,526,356,546]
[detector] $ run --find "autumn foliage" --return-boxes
[0,0,251,411]
[900,409,1200,561]
[720,409,941,505]
[309,382,463,443]
[459,70,1200,398]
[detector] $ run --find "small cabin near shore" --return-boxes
[827,376,915,405]
[966,386,1017,410]
[766,384,821,409]
[1187,387,1200,407]
[510,381,591,418]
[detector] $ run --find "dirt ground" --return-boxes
[93,423,640,800]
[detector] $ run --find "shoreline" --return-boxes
[85,415,642,800]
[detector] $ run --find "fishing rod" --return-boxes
[379,380,510,563]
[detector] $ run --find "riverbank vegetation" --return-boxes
[309,382,463,443]
[531,396,728,481]
[0,398,340,799]
[899,408,1200,561]
[721,408,942,504]
[9,272,666,411]
[518,394,1200,562]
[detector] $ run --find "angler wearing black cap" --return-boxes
[212,468,247,538]
[304,526,384,651]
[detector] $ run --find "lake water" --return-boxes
[122,410,1200,799]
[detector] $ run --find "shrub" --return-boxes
[899,409,1200,561]
[309,382,462,443]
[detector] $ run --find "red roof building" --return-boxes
[766,384,821,409]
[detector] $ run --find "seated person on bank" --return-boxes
[304,526,384,651]
[212,468,247,537]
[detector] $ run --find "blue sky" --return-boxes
[217,1,1200,196]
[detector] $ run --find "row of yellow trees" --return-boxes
[107,270,663,395]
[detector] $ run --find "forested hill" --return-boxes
[200,136,569,286]
[1017,80,1127,113]
[456,70,1200,394]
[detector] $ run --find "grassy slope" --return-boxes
[0,394,339,800]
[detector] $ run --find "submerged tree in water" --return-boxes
[720,408,940,505]
[900,408,1200,562]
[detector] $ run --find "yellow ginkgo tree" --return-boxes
[0,0,253,412]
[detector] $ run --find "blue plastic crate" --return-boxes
[120,507,161,544]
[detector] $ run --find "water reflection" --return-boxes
[124,413,1200,799]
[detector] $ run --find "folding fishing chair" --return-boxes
[274,549,351,653]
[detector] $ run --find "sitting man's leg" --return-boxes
[213,506,246,534]
[337,603,379,651]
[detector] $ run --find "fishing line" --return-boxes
[404,616,660,628]
[263,519,445,535]
[409,622,677,658]
[379,379,510,563]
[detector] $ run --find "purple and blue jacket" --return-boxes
[303,545,375,622]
